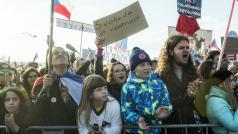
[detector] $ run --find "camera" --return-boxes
[92,124,100,134]
[102,121,111,128]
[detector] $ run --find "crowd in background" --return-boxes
[0,35,238,134]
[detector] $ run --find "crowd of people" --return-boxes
[0,35,238,134]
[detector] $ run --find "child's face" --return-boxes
[4,91,20,114]
[134,62,151,78]
[92,86,108,102]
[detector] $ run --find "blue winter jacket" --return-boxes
[207,86,238,134]
[121,71,172,134]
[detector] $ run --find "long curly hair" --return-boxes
[21,67,40,94]
[0,87,30,115]
[157,35,197,80]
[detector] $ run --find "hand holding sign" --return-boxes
[93,1,148,48]
[95,37,105,48]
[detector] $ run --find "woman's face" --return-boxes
[27,71,39,87]
[112,64,127,85]
[4,91,20,114]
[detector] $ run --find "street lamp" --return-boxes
[21,32,37,38]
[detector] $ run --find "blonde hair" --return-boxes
[219,78,238,110]
[77,74,107,126]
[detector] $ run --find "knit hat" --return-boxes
[129,47,151,71]
[211,69,233,81]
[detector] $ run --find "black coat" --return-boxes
[29,79,78,134]
[159,70,203,134]
[107,83,123,104]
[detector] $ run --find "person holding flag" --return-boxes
[30,46,84,134]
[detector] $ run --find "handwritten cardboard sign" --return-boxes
[221,37,238,54]
[93,1,148,48]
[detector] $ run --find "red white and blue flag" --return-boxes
[32,72,83,105]
[210,38,220,51]
[60,72,83,105]
[114,38,128,50]
[54,0,73,20]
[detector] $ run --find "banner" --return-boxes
[177,0,202,18]
[221,37,238,54]
[81,49,96,59]
[103,46,130,64]
[56,18,95,33]
[168,26,212,50]
[93,1,148,48]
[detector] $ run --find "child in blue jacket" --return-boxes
[121,47,172,134]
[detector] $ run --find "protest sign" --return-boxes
[56,18,95,33]
[82,49,96,59]
[103,46,130,64]
[168,26,212,50]
[93,1,148,48]
[177,0,202,18]
[221,37,238,54]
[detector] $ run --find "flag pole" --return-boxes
[48,0,54,74]
[46,0,55,97]
[79,24,84,56]
[217,0,236,70]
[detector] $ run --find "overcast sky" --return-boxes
[0,0,237,63]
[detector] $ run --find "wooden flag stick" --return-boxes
[46,0,55,97]
[48,0,54,74]
[217,0,236,70]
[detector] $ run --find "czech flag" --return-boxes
[54,0,73,20]
[210,39,220,51]
[115,38,128,50]
[60,72,84,105]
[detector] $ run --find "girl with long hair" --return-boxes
[0,87,30,134]
[21,67,40,98]
[78,74,121,134]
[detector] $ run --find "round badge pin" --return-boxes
[51,97,57,103]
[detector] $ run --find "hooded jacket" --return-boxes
[121,71,172,134]
[207,86,238,134]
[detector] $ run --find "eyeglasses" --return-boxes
[28,75,38,78]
